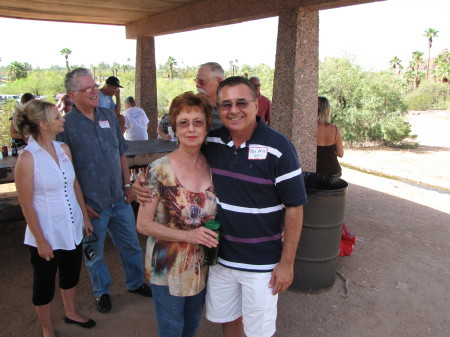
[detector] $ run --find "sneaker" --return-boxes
[96,294,111,313]
[128,283,152,297]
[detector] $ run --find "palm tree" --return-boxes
[389,56,402,75]
[165,56,177,79]
[433,49,450,83]
[423,28,439,80]
[229,59,239,76]
[410,51,424,88]
[97,61,107,82]
[111,62,120,77]
[60,48,72,72]
[6,61,27,81]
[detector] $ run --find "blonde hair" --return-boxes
[13,100,56,140]
[318,96,331,124]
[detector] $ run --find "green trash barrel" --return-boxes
[290,172,348,293]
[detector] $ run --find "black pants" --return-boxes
[29,244,82,306]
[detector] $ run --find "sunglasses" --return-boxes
[176,119,206,129]
[218,99,256,112]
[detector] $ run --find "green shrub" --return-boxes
[405,81,450,110]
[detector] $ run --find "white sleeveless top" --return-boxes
[23,137,84,250]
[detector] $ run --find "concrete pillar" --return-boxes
[135,36,158,139]
[271,8,319,172]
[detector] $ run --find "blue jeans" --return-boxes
[151,284,206,337]
[84,199,144,296]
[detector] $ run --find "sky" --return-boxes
[0,0,448,72]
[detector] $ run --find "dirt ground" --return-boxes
[0,111,449,337]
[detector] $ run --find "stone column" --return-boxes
[135,36,158,139]
[271,7,319,172]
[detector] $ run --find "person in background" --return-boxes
[9,93,35,148]
[195,62,224,130]
[156,113,172,141]
[316,96,344,177]
[98,76,125,133]
[56,94,74,115]
[13,100,95,337]
[249,76,272,125]
[57,68,151,314]
[137,91,217,337]
[123,96,149,141]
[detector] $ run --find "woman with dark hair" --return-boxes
[136,91,218,337]
[316,96,344,177]
[13,100,95,337]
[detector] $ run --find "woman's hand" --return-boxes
[132,172,154,205]
[37,239,54,261]
[187,227,218,248]
[83,218,94,236]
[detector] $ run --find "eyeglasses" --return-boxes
[194,77,217,86]
[218,99,256,112]
[253,83,261,88]
[75,84,99,94]
[176,119,206,129]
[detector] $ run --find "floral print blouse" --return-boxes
[144,156,217,296]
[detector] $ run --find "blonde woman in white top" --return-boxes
[13,100,95,337]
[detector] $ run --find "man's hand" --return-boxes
[114,88,121,99]
[269,262,294,295]
[86,204,101,219]
[132,172,153,205]
[124,186,136,204]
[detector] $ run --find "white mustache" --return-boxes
[197,88,207,94]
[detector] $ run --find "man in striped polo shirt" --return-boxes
[205,76,308,337]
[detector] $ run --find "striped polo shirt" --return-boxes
[205,118,308,272]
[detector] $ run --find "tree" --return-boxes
[111,62,120,77]
[229,59,239,76]
[165,56,177,79]
[423,28,439,80]
[410,51,424,88]
[433,49,450,83]
[6,61,28,81]
[389,56,403,75]
[60,48,72,72]
[90,65,97,80]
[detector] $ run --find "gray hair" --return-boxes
[200,62,224,80]
[64,68,92,92]
[216,76,258,104]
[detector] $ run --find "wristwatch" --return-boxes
[124,183,132,188]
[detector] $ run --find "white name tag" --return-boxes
[248,146,268,160]
[98,120,110,128]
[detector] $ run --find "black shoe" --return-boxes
[128,282,152,297]
[96,294,111,313]
[64,316,96,328]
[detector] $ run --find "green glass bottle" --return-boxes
[204,219,220,266]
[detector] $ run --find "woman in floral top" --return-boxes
[137,92,218,337]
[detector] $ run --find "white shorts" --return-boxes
[206,264,278,337]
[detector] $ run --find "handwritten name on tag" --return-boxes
[98,120,110,128]
[60,153,71,163]
[248,146,268,160]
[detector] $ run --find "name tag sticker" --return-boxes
[60,153,70,163]
[248,146,268,160]
[98,120,110,128]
